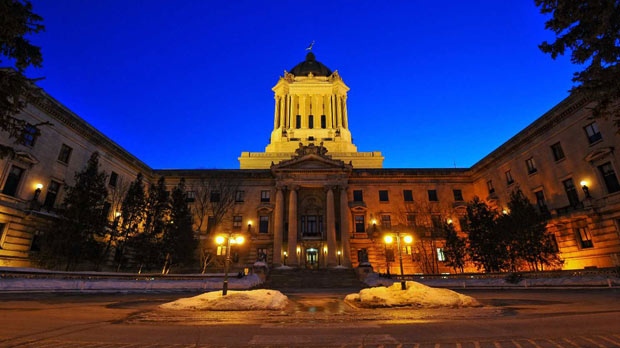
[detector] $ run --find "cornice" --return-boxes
[32,91,152,174]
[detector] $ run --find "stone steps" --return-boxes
[263,268,366,290]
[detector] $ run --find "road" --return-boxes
[0,288,618,347]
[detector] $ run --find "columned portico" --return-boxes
[272,186,284,265]
[287,187,298,266]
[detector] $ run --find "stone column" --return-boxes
[326,186,337,267]
[287,187,298,266]
[342,96,349,129]
[339,186,352,267]
[272,186,284,266]
[274,96,280,129]
[335,96,341,128]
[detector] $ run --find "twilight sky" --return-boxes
[28,1,576,170]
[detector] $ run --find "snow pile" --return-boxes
[345,281,481,308]
[160,289,288,311]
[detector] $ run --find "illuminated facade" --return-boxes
[1,53,619,272]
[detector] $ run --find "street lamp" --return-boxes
[337,250,341,266]
[215,233,245,296]
[384,231,413,290]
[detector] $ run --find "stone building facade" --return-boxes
[1,53,619,273]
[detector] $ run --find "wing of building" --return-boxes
[1,53,619,272]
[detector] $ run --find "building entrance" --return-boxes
[306,248,319,269]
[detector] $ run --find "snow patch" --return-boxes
[160,289,288,311]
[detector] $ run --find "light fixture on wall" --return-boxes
[580,180,591,198]
[33,183,43,201]
[247,221,253,232]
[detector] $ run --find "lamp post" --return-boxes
[283,251,288,266]
[384,231,413,290]
[337,250,341,266]
[215,233,245,296]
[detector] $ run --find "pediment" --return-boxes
[272,153,350,171]
[584,147,614,163]
[13,151,39,167]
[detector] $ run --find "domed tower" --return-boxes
[239,52,383,169]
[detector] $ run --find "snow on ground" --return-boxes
[160,289,288,311]
[345,280,481,308]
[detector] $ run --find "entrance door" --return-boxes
[306,248,318,268]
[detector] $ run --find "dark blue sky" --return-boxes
[28,1,576,169]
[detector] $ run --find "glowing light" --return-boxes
[215,236,225,245]
[234,236,244,244]
[580,180,588,187]
[384,235,394,244]
[403,235,413,244]
[35,183,43,190]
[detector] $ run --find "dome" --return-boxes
[289,52,333,77]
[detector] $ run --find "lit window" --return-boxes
[436,248,446,262]
[185,190,196,203]
[584,122,602,144]
[551,142,565,161]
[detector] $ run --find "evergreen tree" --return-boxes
[536,0,620,125]
[0,0,47,158]
[40,152,108,270]
[442,221,467,273]
[114,173,147,271]
[465,196,507,272]
[503,189,562,271]
[161,178,197,273]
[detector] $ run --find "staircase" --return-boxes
[264,268,367,290]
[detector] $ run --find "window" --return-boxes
[308,115,314,129]
[0,223,6,248]
[235,190,244,202]
[505,170,514,185]
[2,165,24,197]
[260,190,270,202]
[380,215,391,229]
[458,217,468,232]
[379,190,389,202]
[109,171,118,187]
[57,144,73,164]
[453,189,463,201]
[185,190,196,203]
[487,180,495,194]
[436,248,446,262]
[428,190,438,202]
[576,227,593,248]
[562,178,580,207]
[598,162,620,194]
[210,191,220,202]
[406,214,417,227]
[257,248,268,262]
[403,190,413,202]
[206,216,215,234]
[22,124,37,147]
[353,190,363,202]
[431,214,442,229]
[354,215,365,233]
[584,122,602,144]
[534,190,548,213]
[301,215,322,237]
[551,142,565,161]
[102,202,111,221]
[321,115,326,129]
[233,215,242,230]
[526,157,537,174]
[295,115,301,129]
[43,180,61,209]
[259,215,269,233]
